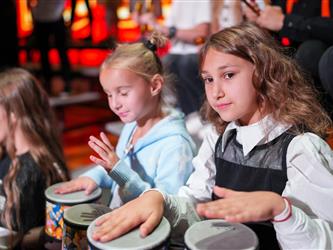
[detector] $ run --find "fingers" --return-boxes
[93,212,143,243]
[100,132,114,150]
[196,200,244,221]
[212,186,228,198]
[95,212,112,226]
[85,182,97,195]
[89,134,117,165]
[89,155,107,168]
[213,186,241,198]
[54,180,83,194]
[88,136,110,158]
[139,212,162,237]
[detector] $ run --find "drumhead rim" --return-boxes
[87,216,171,250]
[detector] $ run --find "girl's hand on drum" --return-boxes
[54,176,98,195]
[88,132,119,171]
[196,186,286,223]
[92,190,165,242]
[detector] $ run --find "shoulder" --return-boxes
[287,132,333,172]
[17,153,44,181]
[289,132,332,156]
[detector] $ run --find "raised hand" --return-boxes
[92,190,164,242]
[54,176,98,195]
[256,5,285,32]
[196,186,286,223]
[88,132,119,171]
[243,0,261,22]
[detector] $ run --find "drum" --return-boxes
[184,219,258,250]
[87,216,171,250]
[44,182,102,241]
[62,203,111,250]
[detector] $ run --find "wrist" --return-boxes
[143,189,164,203]
[271,196,292,223]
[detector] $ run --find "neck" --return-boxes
[133,106,164,143]
[14,127,30,155]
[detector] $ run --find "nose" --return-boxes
[109,96,121,111]
[211,81,225,99]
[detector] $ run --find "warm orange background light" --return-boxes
[17,0,171,67]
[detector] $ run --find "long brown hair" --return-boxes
[0,68,69,232]
[200,22,332,137]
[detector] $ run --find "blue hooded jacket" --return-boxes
[83,109,196,208]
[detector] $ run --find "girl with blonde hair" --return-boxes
[56,32,196,209]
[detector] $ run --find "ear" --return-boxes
[150,74,164,96]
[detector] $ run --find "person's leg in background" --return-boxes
[34,21,52,92]
[54,18,72,93]
[163,53,204,115]
[177,54,204,115]
[319,46,333,118]
[294,40,332,117]
[71,0,93,39]
[162,54,181,110]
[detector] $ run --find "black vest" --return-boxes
[213,130,296,250]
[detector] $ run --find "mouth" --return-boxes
[117,111,129,118]
[215,102,231,110]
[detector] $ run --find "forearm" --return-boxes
[274,205,333,249]
[109,159,151,201]
[155,23,209,44]
[163,193,202,243]
[174,25,209,44]
[82,165,113,188]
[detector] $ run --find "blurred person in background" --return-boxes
[0,0,18,69]
[139,0,211,115]
[244,0,333,116]
[29,0,72,95]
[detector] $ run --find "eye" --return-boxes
[120,91,128,96]
[224,72,235,79]
[202,76,214,84]
[106,93,112,98]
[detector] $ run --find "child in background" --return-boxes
[0,68,69,239]
[56,32,196,209]
[90,23,333,250]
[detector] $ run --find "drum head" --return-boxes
[64,204,112,229]
[87,216,170,250]
[185,219,258,250]
[45,182,102,205]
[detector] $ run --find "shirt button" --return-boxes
[288,22,293,27]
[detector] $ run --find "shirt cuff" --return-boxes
[272,197,291,222]
[108,159,130,186]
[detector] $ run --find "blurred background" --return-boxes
[8,0,173,174]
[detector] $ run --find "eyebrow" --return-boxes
[103,86,131,93]
[201,64,239,74]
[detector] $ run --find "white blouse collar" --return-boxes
[221,115,291,156]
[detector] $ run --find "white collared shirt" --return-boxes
[169,115,333,249]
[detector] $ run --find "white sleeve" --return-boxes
[178,126,219,202]
[274,133,333,249]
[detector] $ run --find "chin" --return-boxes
[217,113,237,123]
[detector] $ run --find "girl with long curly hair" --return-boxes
[87,23,333,250]
[0,68,69,240]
